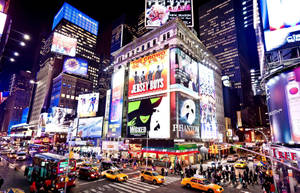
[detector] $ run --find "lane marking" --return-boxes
[78,178,105,186]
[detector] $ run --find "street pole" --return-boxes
[145,131,149,169]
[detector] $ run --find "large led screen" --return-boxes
[78,117,103,138]
[199,64,217,140]
[45,107,74,133]
[260,0,300,51]
[128,49,169,99]
[108,67,125,138]
[170,47,198,93]
[171,92,200,139]
[111,24,123,53]
[145,0,193,28]
[266,66,300,144]
[127,94,170,138]
[51,32,77,57]
[77,93,99,118]
[0,12,6,38]
[63,57,88,76]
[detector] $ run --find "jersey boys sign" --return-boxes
[128,49,169,99]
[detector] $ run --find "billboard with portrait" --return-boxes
[127,94,170,138]
[266,66,300,144]
[170,47,198,94]
[145,0,193,28]
[45,107,74,133]
[78,117,103,138]
[199,64,217,140]
[170,92,200,139]
[63,57,88,76]
[128,49,169,99]
[108,67,125,138]
[51,32,77,57]
[260,0,300,51]
[77,93,99,118]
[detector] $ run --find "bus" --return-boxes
[25,153,77,191]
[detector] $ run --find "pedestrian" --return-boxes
[239,173,242,184]
[165,168,168,176]
[180,170,184,180]
[29,181,37,193]
[161,167,165,176]
[270,183,275,193]
[200,164,203,174]
[0,176,3,190]
[169,165,173,174]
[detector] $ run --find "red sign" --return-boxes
[271,148,297,161]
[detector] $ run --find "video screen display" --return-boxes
[77,93,99,118]
[51,32,77,57]
[0,12,6,38]
[145,0,193,28]
[78,117,103,138]
[171,92,200,139]
[260,0,300,51]
[266,66,300,144]
[170,47,198,93]
[63,57,88,76]
[128,49,169,99]
[127,94,170,138]
[199,64,217,140]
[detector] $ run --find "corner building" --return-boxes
[107,19,225,164]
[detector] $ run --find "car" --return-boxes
[16,152,27,161]
[7,152,17,159]
[100,161,122,171]
[78,167,101,180]
[140,170,165,185]
[227,155,238,163]
[181,176,224,193]
[234,160,247,169]
[75,159,85,169]
[101,169,128,182]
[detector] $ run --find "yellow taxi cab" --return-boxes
[234,160,247,169]
[140,170,165,185]
[181,176,224,193]
[101,169,128,182]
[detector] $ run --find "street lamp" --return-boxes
[19,41,26,47]
[9,58,15,62]
[13,52,19,57]
[23,34,30,40]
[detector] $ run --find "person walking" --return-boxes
[0,176,3,190]
[161,167,165,176]
[180,170,184,180]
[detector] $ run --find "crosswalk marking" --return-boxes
[237,184,243,189]
[108,183,141,193]
[127,178,159,188]
[126,180,158,189]
[114,182,146,193]
[120,181,154,191]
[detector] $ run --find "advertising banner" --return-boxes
[51,32,77,57]
[170,47,198,93]
[108,67,125,138]
[78,117,103,138]
[127,94,170,138]
[77,93,99,118]
[266,66,300,144]
[63,57,88,76]
[128,49,169,99]
[111,24,123,53]
[260,0,300,51]
[44,107,74,133]
[0,12,6,38]
[199,64,217,140]
[171,92,200,139]
[102,141,119,151]
[145,0,193,28]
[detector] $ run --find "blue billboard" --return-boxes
[63,57,88,76]
[78,117,103,138]
[52,2,99,35]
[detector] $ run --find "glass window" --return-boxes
[191,178,197,183]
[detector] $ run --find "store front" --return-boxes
[102,141,120,160]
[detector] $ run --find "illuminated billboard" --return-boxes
[51,32,77,57]
[0,12,6,38]
[170,47,198,93]
[266,66,300,144]
[52,2,98,35]
[63,57,88,76]
[108,67,125,138]
[145,0,193,28]
[111,24,123,53]
[44,107,74,133]
[171,92,200,139]
[128,49,169,99]
[260,0,300,51]
[77,93,99,118]
[199,64,217,140]
[127,94,170,138]
[78,117,103,138]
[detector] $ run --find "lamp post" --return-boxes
[145,131,149,169]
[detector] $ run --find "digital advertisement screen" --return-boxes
[266,66,300,144]
[260,0,300,51]
[78,117,103,138]
[51,32,77,57]
[127,94,170,138]
[128,49,169,99]
[77,93,99,118]
[111,24,123,53]
[44,107,74,133]
[170,47,198,93]
[108,67,125,138]
[170,92,200,139]
[0,12,6,38]
[145,0,193,28]
[63,57,88,76]
[199,64,217,140]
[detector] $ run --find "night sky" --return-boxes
[0,0,207,91]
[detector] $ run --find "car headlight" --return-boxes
[217,188,223,191]
[120,177,123,179]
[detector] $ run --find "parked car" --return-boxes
[78,167,100,180]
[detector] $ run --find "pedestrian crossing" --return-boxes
[80,176,181,193]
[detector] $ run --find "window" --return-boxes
[163,34,166,41]
[147,42,150,49]
[167,32,170,39]
[142,45,144,51]
[153,39,156,45]
[191,179,197,183]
